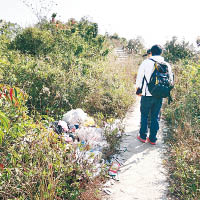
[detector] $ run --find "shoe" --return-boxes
[137,136,146,143]
[147,137,156,145]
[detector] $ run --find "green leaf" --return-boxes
[0,129,4,144]
[14,87,17,98]
[0,111,10,131]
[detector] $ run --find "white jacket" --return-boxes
[136,55,174,96]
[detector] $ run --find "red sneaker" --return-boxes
[147,137,156,145]
[137,136,146,143]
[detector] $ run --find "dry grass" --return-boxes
[79,176,107,200]
[163,61,200,200]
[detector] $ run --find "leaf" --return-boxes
[48,183,53,190]
[9,88,13,101]
[0,129,4,144]
[0,111,10,131]
[0,111,9,144]
[14,87,17,98]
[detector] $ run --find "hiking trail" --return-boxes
[102,96,169,200]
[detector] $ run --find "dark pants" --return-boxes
[139,96,162,142]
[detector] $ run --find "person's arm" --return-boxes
[136,62,145,95]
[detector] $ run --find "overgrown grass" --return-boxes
[84,51,141,119]
[0,17,144,199]
[163,60,200,200]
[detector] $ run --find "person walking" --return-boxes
[135,45,173,145]
[142,49,151,58]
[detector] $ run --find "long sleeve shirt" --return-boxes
[136,55,174,96]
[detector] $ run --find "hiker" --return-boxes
[141,49,152,131]
[142,49,151,58]
[136,45,174,145]
[143,49,161,130]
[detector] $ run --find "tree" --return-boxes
[163,36,195,63]
[21,0,57,23]
[11,27,54,56]
[127,37,144,54]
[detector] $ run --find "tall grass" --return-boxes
[163,60,200,200]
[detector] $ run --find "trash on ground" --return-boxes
[62,108,88,126]
[48,108,125,179]
[108,159,120,177]
[102,188,113,195]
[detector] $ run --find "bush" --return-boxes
[0,84,101,199]
[1,18,137,120]
[163,37,195,63]
[163,61,200,200]
[0,17,140,199]
[83,54,137,119]
[127,37,144,54]
[11,27,54,56]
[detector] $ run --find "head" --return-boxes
[143,49,152,57]
[146,49,152,57]
[150,45,162,56]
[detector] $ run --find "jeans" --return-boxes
[139,96,162,142]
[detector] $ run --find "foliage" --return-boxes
[103,118,125,158]
[0,132,97,199]
[163,37,195,63]
[110,33,119,40]
[0,20,21,39]
[0,84,104,199]
[126,37,144,54]
[0,20,21,51]
[1,17,135,120]
[83,53,137,119]
[163,61,200,200]
[196,36,200,47]
[0,16,139,199]
[10,27,54,56]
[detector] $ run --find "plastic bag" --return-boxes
[62,108,88,126]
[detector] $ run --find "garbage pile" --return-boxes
[51,109,107,147]
[49,108,124,179]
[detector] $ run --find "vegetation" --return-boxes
[163,36,196,63]
[0,19,135,120]
[163,38,200,200]
[126,37,144,54]
[1,8,199,198]
[0,16,138,199]
[0,85,95,199]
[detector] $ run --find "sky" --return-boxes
[0,0,199,48]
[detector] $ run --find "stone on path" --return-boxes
[103,96,169,200]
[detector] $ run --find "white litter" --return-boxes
[62,108,88,126]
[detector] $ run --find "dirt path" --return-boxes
[102,96,169,200]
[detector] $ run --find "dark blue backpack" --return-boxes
[145,59,173,103]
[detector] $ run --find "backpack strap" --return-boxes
[139,75,148,96]
[149,58,159,71]
[168,94,173,104]
[138,58,155,96]
[149,58,156,62]
[140,75,148,96]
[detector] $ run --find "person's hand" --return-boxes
[136,87,142,96]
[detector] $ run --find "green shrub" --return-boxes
[127,37,144,54]
[0,18,136,120]
[11,27,54,56]
[0,16,140,199]
[163,37,195,64]
[164,61,200,200]
[0,84,99,199]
